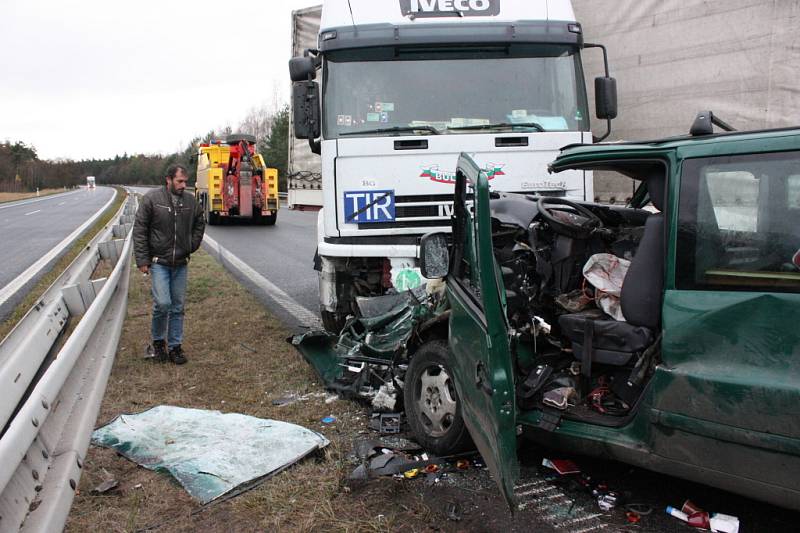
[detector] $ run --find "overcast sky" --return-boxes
[1,0,319,161]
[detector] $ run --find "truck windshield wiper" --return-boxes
[340,125,441,136]
[447,122,546,132]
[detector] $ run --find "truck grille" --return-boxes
[357,193,454,230]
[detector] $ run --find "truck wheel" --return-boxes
[208,212,220,226]
[404,340,473,455]
[263,212,277,226]
[320,308,347,334]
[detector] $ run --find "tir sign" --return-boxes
[344,190,396,224]
[400,0,500,17]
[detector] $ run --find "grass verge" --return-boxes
[0,188,69,204]
[0,187,126,341]
[65,250,437,533]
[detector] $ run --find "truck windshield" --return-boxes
[323,44,589,138]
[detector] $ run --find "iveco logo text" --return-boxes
[410,0,490,11]
[401,0,500,17]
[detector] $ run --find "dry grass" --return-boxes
[66,250,438,533]
[0,188,67,203]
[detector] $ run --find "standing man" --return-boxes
[133,164,205,365]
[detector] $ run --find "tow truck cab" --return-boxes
[420,123,800,510]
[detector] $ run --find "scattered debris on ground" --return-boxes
[666,499,740,532]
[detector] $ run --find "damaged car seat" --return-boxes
[559,181,665,389]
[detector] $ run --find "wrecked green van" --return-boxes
[414,119,800,510]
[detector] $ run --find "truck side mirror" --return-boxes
[289,56,316,82]
[292,81,321,144]
[584,43,616,142]
[419,232,450,279]
[595,77,618,120]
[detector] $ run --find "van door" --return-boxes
[654,149,800,502]
[446,153,519,507]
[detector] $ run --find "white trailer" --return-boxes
[290,0,617,330]
[288,6,323,210]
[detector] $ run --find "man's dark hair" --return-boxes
[166,164,188,179]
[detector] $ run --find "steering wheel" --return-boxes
[536,197,604,239]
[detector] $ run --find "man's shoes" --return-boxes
[168,344,188,365]
[152,340,168,363]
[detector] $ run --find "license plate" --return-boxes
[343,190,395,223]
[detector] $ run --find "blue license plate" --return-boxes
[343,190,395,223]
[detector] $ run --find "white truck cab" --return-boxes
[290,0,617,330]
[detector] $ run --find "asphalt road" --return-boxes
[203,208,320,328]
[0,187,115,317]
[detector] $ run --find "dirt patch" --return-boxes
[0,188,66,203]
[66,251,443,532]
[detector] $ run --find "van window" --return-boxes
[676,151,800,293]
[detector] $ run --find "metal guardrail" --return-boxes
[0,192,136,532]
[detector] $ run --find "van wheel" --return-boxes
[405,340,473,455]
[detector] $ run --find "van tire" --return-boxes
[405,340,473,455]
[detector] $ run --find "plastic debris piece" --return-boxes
[423,464,440,474]
[321,416,336,424]
[456,459,470,470]
[91,479,119,495]
[542,387,577,410]
[372,383,397,411]
[597,492,619,512]
[681,500,703,515]
[446,502,462,522]
[625,511,641,524]
[379,413,401,434]
[324,394,339,404]
[541,458,581,475]
[349,464,368,481]
[403,468,420,479]
[666,505,689,523]
[624,503,653,515]
[688,511,711,529]
[272,395,300,407]
[370,453,396,470]
[582,253,631,321]
[710,513,740,533]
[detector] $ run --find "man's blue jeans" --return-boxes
[150,263,187,349]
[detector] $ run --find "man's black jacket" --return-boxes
[133,186,205,268]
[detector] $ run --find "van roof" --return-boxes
[553,125,800,163]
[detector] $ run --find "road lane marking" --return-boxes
[0,190,118,309]
[58,202,65,206]
[24,209,41,216]
[203,234,321,328]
